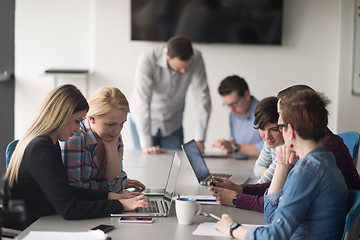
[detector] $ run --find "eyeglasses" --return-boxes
[223,98,242,108]
[268,126,280,132]
[259,126,280,132]
[276,124,285,133]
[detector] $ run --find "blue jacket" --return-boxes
[246,147,348,240]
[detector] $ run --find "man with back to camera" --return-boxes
[212,75,263,157]
[130,36,211,154]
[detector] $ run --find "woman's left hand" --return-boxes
[125,178,146,192]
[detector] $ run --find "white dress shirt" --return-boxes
[130,46,211,148]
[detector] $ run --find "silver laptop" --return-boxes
[142,186,165,196]
[111,152,181,217]
[182,139,248,185]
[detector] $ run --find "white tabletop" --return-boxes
[16,150,266,240]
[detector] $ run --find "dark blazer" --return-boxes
[10,136,123,230]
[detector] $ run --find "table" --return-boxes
[16,150,267,240]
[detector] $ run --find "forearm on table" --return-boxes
[242,181,271,196]
[253,161,270,178]
[257,163,277,183]
[257,168,268,178]
[235,194,265,213]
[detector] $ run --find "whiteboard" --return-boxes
[353,0,360,95]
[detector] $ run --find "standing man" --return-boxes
[212,75,263,157]
[130,36,211,154]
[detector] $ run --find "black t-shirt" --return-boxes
[10,136,123,230]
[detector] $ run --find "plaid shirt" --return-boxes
[60,118,127,193]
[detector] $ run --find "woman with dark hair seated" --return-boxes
[215,89,348,239]
[209,85,360,213]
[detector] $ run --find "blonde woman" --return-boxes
[61,86,145,195]
[7,85,151,230]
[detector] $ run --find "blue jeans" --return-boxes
[130,118,184,150]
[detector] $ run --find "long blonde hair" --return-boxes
[6,84,88,187]
[87,86,130,118]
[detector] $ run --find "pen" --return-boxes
[195,199,216,202]
[209,213,221,221]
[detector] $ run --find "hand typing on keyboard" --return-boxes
[108,191,144,200]
[136,200,167,214]
[120,194,154,211]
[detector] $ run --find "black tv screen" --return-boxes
[131,0,283,45]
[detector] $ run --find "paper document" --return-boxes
[22,230,108,240]
[193,222,230,237]
[193,222,269,237]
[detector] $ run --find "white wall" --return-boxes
[338,0,360,134]
[15,0,360,152]
[15,0,93,137]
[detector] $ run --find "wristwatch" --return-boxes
[230,222,241,238]
[233,143,240,152]
[232,194,239,207]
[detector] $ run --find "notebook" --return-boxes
[202,152,248,160]
[182,139,248,185]
[110,152,181,217]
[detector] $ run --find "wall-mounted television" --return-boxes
[131,0,283,45]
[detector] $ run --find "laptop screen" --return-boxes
[182,139,210,182]
[163,152,181,201]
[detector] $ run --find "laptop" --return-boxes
[182,139,249,185]
[142,186,166,196]
[111,152,181,217]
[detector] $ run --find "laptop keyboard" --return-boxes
[135,200,168,213]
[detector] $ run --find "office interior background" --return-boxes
[4,0,360,172]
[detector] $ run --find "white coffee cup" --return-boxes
[175,198,202,225]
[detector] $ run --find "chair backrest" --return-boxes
[342,190,360,240]
[5,140,19,168]
[338,131,360,166]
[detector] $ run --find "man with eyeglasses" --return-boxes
[212,75,263,157]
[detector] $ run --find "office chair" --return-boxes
[342,190,360,240]
[5,140,19,168]
[3,142,26,239]
[0,177,25,239]
[338,131,360,166]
